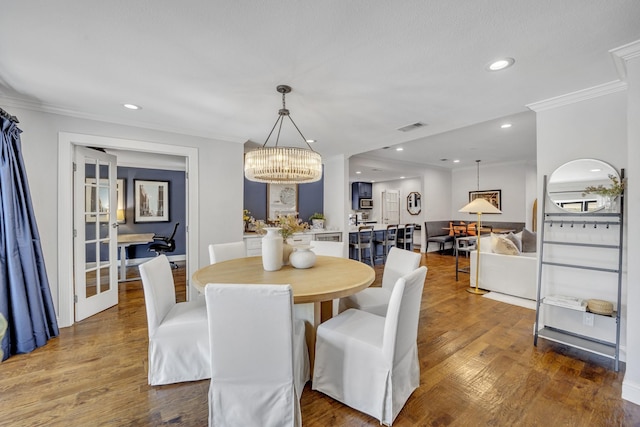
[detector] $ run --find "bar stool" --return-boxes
[396,223,415,250]
[374,224,397,264]
[350,225,374,265]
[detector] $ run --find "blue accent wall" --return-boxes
[243,169,324,223]
[118,167,186,259]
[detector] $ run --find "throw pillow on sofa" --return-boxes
[505,232,522,252]
[521,228,537,253]
[491,233,520,255]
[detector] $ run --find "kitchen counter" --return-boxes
[243,230,343,256]
[348,224,407,232]
[348,224,416,263]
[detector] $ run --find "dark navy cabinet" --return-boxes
[351,182,373,210]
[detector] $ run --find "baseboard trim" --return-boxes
[622,379,640,405]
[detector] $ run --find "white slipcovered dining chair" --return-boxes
[138,255,210,385]
[310,240,346,258]
[338,247,421,316]
[208,241,247,265]
[205,283,309,427]
[312,266,428,426]
[310,240,347,315]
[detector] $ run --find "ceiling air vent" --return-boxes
[397,122,427,132]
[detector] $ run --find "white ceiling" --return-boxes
[1,1,639,182]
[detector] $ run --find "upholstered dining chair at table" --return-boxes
[395,223,415,250]
[349,225,374,266]
[138,255,210,386]
[312,266,428,426]
[310,240,346,258]
[208,241,247,264]
[425,221,455,254]
[310,240,347,316]
[338,247,421,316]
[374,224,398,264]
[205,283,309,427]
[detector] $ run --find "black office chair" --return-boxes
[149,223,180,268]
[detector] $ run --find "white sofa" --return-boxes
[469,235,537,300]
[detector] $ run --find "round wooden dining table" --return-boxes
[192,255,375,307]
[192,255,375,371]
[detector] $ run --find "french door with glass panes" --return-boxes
[73,146,118,321]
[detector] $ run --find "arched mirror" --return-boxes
[407,192,421,215]
[547,159,619,213]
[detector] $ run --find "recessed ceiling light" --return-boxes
[371,180,376,183]
[123,103,141,110]
[396,147,404,152]
[453,159,460,163]
[591,168,602,172]
[487,58,515,71]
[306,139,316,143]
[400,176,405,179]
[501,123,512,129]
[355,171,362,174]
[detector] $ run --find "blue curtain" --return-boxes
[0,114,59,361]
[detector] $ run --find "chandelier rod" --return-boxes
[260,85,315,151]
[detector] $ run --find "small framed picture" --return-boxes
[267,183,298,220]
[469,189,501,210]
[134,180,169,222]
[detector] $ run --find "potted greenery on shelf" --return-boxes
[582,174,625,212]
[309,212,326,230]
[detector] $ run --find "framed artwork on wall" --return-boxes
[469,189,501,210]
[267,183,298,220]
[134,179,169,222]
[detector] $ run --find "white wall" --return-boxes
[621,44,640,405]
[371,177,423,225]
[531,86,631,372]
[14,107,244,321]
[422,166,452,221]
[323,154,349,238]
[451,161,534,223]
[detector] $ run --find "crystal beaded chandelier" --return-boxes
[244,85,322,184]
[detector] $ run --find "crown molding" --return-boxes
[0,95,246,144]
[610,39,640,80]
[526,80,627,112]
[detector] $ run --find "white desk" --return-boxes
[117,233,155,282]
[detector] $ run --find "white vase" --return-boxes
[261,227,283,271]
[289,245,317,269]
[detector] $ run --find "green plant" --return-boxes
[309,212,325,221]
[582,174,626,197]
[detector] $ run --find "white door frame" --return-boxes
[57,132,200,327]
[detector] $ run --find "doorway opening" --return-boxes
[57,132,200,327]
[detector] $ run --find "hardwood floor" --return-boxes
[1,253,639,426]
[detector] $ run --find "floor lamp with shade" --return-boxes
[459,197,502,294]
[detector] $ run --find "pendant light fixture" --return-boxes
[244,85,322,184]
